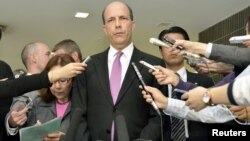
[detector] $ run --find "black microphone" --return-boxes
[60,108,83,141]
[115,115,130,141]
[131,62,161,115]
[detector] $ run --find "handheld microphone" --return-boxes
[149,38,200,58]
[149,38,171,48]
[82,56,91,64]
[115,115,130,141]
[59,108,83,141]
[149,37,202,67]
[162,37,184,50]
[139,60,158,71]
[149,37,183,50]
[131,62,161,115]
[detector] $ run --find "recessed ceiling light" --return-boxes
[75,12,89,18]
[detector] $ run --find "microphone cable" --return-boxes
[159,113,164,141]
[221,104,250,125]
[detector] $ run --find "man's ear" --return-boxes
[30,53,37,63]
[71,51,79,62]
[131,21,135,32]
[103,24,108,35]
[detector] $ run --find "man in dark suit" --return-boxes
[0,60,14,141]
[73,1,165,141]
[158,26,214,141]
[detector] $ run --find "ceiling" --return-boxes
[0,0,249,70]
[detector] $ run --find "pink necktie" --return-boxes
[110,52,123,104]
[110,52,123,141]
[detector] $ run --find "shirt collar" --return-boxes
[176,66,186,80]
[109,43,134,59]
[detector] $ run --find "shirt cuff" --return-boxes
[5,116,19,136]
[163,98,187,117]
[227,81,237,105]
[205,43,213,58]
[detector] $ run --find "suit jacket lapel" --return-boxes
[94,49,114,105]
[116,47,144,104]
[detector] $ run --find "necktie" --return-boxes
[110,52,123,141]
[171,89,186,141]
[110,52,123,103]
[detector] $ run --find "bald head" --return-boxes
[21,42,51,73]
[102,1,133,24]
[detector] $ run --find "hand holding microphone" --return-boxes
[170,39,208,56]
[131,62,161,115]
[149,38,200,59]
[149,38,205,67]
[140,85,168,110]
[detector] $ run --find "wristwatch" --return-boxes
[202,90,211,105]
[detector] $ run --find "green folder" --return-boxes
[20,117,61,141]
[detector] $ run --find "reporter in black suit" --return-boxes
[72,1,165,141]
[158,27,214,141]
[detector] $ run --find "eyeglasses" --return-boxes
[53,78,71,85]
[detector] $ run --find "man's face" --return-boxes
[160,33,185,66]
[35,43,51,71]
[103,2,135,50]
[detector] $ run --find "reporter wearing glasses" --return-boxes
[6,54,82,141]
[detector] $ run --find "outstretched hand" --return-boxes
[48,62,87,83]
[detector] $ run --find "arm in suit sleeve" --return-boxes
[0,72,51,99]
[71,73,89,141]
[210,44,250,67]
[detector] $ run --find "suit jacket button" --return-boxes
[113,107,116,113]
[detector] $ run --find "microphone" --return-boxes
[149,38,171,48]
[149,38,200,58]
[149,37,202,66]
[131,62,161,115]
[59,108,83,141]
[149,37,184,50]
[115,115,130,141]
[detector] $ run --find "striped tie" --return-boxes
[171,91,186,141]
